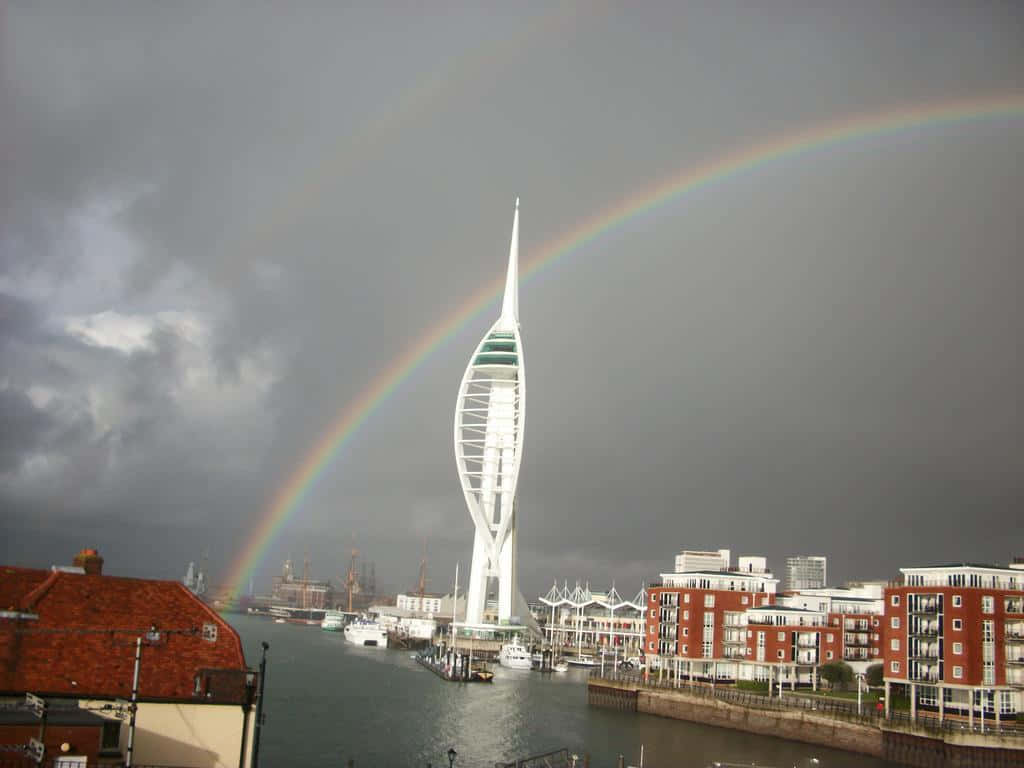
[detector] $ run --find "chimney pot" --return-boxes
[73,548,104,575]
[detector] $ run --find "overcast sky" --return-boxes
[2,3,1022,599]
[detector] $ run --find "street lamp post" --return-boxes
[447,747,457,768]
[856,673,865,716]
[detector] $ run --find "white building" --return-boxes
[396,593,444,615]
[675,549,731,573]
[540,582,647,655]
[785,555,827,591]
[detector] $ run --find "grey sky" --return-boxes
[2,2,1022,598]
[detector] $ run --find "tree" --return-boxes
[866,663,884,688]
[818,661,854,690]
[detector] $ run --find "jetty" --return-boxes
[416,648,493,683]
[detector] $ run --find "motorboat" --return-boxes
[344,617,388,648]
[553,659,569,673]
[498,637,533,670]
[567,654,596,667]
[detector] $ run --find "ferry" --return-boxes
[344,617,388,648]
[321,611,346,632]
[498,637,533,670]
[268,605,326,624]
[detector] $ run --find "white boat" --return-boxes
[273,618,286,624]
[321,611,345,631]
[344,618,388,648]
[567,654,596,667]
[498,637,533,670]
[553,659,569,673]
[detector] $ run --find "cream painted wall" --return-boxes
[82,699,255,768]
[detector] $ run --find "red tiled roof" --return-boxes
[0,566,248,703]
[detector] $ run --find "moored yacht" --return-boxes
[498,636,533,670]
[344,617,388,647]
[566,654,596,667]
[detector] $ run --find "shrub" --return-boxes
[736,680,769,693]
[818,661,854,690]
[865,663,884,688]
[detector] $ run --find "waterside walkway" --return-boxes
[588,672,1024,768]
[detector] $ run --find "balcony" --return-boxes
[909,620,941,636]
[1005,599,1023,615]
[908,597,940,615]
[721,635,745,645]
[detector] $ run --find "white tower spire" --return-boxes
[499,197,519,328]
[454,199,533,631]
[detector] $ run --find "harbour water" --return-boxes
[232,614,898,767]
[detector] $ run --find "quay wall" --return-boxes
[588,680,1024,768]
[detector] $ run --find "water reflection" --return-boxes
[231,615,897,767]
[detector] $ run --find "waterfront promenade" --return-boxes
[588,671,1024,767]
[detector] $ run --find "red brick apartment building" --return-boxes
[646,558,779,682]
[0,549,258,768]
[645,553,885,688]
[882,563,1023,725]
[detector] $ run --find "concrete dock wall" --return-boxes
[588,679,1024,767]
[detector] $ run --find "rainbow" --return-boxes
[224,92,1024,594]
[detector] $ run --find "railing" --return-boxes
[495,747,572,768]
[589,670,1024,738]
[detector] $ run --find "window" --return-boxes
[872,618,879,627]
[684,593,691,604]
[101,720,120,752]
[891,661,901,673]
[953,618,963,631]
[891,595,900,607]
[649,626,655,634]
[982,595,994,614]
[650,609,656,618]
[777,632,785,642]
[741,596,748,605]
[953,642,963,655]
[891,616,900,629]
[891,638,900,651]
[983,620,994,642]
[682,644,688,654]
[826,651,834,660]
[683,627,689,637]
[777,650,785,659]
[983,660,995,686]
[649,642,655,651]
[952,595,962,608]
[704,594,715,607]
[683,610,689,620]
[953,666,963,679]
[827,633,834,643]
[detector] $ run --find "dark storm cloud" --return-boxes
[2,3,1023,596]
